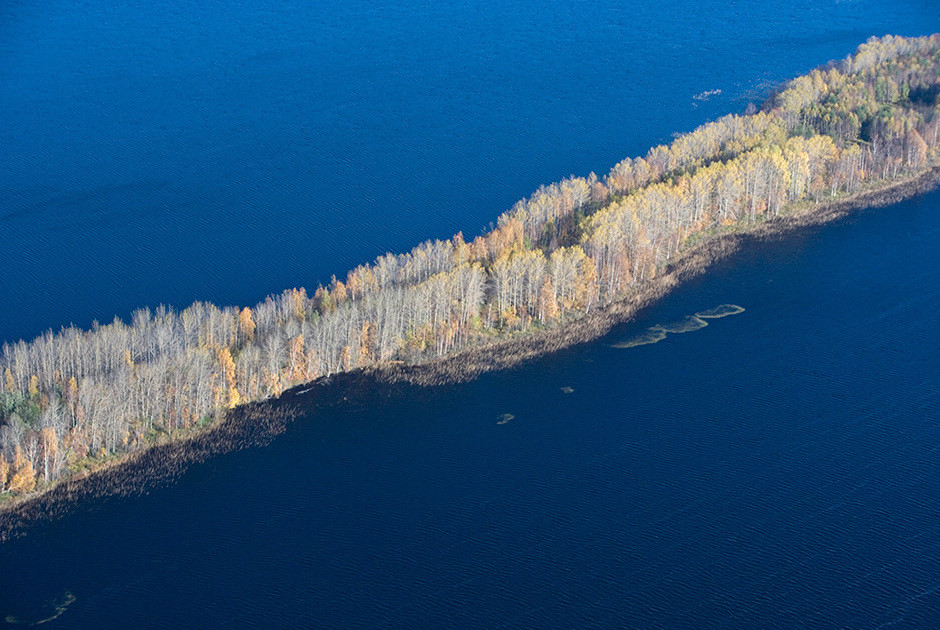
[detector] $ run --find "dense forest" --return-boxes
[2,35,939,497]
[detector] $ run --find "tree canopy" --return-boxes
[2,34,939,496]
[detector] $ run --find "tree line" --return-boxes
[2,34,939,496]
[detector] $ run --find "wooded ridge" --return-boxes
[2,34,939,501]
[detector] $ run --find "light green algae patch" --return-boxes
[656,315,709,334]
[611,328,668,348]
[5,591,76,626]
[497,413,514,424]
[613,304,744,349]
[696,304,746,318]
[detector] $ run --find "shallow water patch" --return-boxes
[696,304,746,319]
[5,590,75,626]
[612,304,745,349]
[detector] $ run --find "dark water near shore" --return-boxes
[3,1,940,628]
[3,185,940,629]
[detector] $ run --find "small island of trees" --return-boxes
[1,34,939,501]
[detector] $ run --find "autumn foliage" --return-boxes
[1,35,939,495]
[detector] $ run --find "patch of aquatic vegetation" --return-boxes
[5,591,75,626]
[560,386,575,394]
[655,315,709,334]
[696,304,746,318]
[611,328,668,349]
[693,88,722,101]
[497,413,514,425]
[612,305,744,349]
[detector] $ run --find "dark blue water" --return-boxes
[2,181,939,629]
[3,1,940,628]
[1,0,937,343]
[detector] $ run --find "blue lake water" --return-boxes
[3,185,940,629]
[2,1,940,628]
[1,0,938,343]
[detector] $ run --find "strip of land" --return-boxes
[2,34,939,533]
[374,165,940,386]
[2,164,937,541]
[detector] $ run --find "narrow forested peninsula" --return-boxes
[2,35,939,505]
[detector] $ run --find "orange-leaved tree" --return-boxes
[9,444,36,494]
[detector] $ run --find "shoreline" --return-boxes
[2,165,938,541]
[373,165,940,386]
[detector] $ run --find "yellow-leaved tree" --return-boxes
[9,444,36,494]
[217,347,240,409]
[0,453,9,492]
[238,307,256,344]
[539,277,559,322]
[287,335,307,384]
[41,427,58,482]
